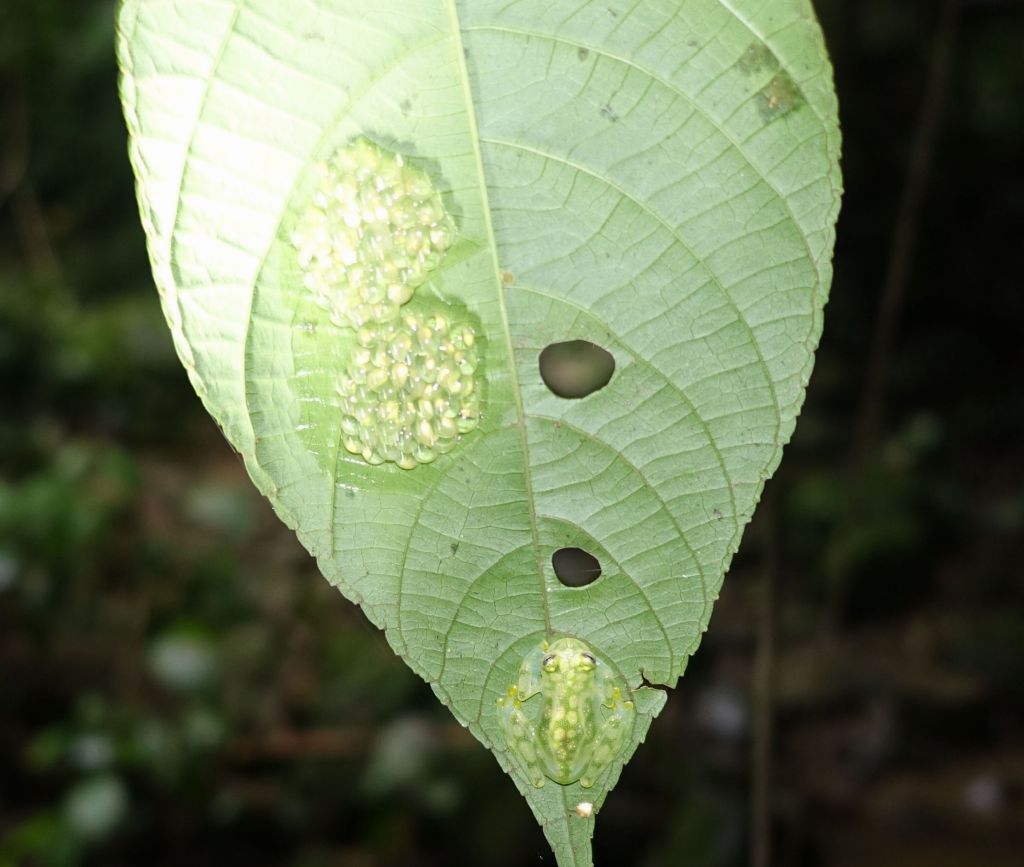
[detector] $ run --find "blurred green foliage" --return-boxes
[2,0,1023,865]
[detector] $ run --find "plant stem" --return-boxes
[752,500,778,867]
[855,0,961,457]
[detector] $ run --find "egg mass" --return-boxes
[338,311,481,469]
[291,138,455,329]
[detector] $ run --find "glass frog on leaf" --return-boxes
[497,637,636,788]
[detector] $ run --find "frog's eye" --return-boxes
[577,651,597,670]
[542,654,559,672]
[581,652,596,665]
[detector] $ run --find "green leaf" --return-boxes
[117,0,840,863]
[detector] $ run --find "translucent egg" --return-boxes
[290,138,455,328]
[337,311,481,469]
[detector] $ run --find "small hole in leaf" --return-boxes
[539,341,615,399]
[552,548,602,587]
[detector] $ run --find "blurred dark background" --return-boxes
[1,0,1022,864]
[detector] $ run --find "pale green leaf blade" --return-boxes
[118,0,840,864]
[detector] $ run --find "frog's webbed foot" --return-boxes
[599,676,628,710]
[497,688,546,788]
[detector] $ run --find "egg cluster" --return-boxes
[338,311,481,469]
[290,138,455,328]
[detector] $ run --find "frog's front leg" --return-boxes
[496,641,551,788]
[577,676,636,789]
[513,640,548,702]
[497,689,547,788]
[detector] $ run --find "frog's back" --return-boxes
[537,665,599,783]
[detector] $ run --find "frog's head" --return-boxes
[541,637,598,676]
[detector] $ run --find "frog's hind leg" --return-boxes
[579,678,637,789]
[497,692,546,788]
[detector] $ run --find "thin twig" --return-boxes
[751,499,778,867]
[1,63,63,278]
[0,69,29,208]
[11,181,62,276]
[855,0,962,457]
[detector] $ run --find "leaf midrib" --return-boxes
[443,0,552,639]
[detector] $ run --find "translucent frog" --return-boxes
[497,637,636,788]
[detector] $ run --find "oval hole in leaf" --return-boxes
[539,340,615,399]
[552,547,602,588]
